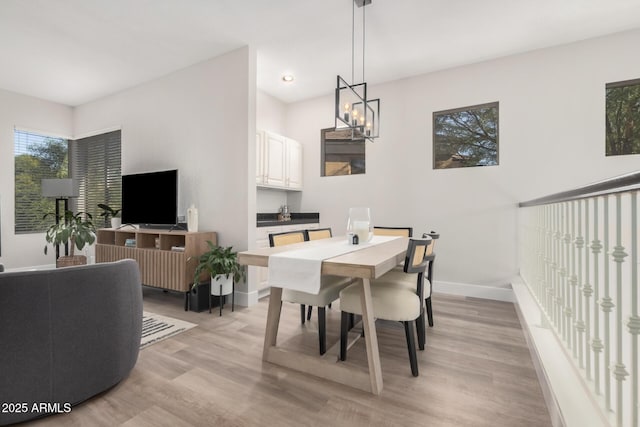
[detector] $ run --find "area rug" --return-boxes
[140,311,197,349]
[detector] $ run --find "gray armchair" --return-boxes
[0,259,142,425]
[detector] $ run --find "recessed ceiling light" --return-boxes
[282,74,294,83]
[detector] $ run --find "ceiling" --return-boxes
[1,0,640,107]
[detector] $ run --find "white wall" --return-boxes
[74,47,256,299]
[285,28,640,288]
[0,89,73,268]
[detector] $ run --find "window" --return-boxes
[14,130,69,233]
[70,130,122,228]
[13,129,122,234]
[433,102,499,169]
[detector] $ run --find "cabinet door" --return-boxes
[285,138,302,189]
[256,131,265,184]
[265,132,286,187]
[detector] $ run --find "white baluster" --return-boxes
[576,199,586,369]
[570,201,578,358]
[564,202,573,348]
[592,197,603,395]
[584,198,593,380]
[611,194,629,427]
[626,191,639,427]
[546,204,554,319]
[602,196,613,411]
[556,203,563,331]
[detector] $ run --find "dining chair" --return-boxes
[305,227,332,241]
[269,229,352,355]
[422,231,439,327]
[373,226,413,237]
[339,236,433,377]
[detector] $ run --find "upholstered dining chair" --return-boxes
[305,227,332,241]
[373,226,413,237]
[422,231,439,327]
[269,229,352,355]
[339,236,433,377]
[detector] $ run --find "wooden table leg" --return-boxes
[358,278,383,394]
[263,286,283,360]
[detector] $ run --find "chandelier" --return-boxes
[335,0,380,141]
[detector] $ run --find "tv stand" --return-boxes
[95,228,217,310]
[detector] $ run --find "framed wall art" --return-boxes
[433,101,499,169]
[606,78,640,156]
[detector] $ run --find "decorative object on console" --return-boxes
[43,210,96,268]
[334,0,380,142]
[98,203,122,228]
[187,204,199,232]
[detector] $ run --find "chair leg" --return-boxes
[426,296,434,327]
[403,321,419,377]
[300,304,306,324]
[416,311,426,351]
[318,307,326,355]
[348,313,355,330]
[307,305,313,321]
[340,311,349,361]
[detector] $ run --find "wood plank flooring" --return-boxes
[29,289,551,427]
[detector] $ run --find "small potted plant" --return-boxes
[97,203,122,228]
[44,210,96,267]
[190,241,245,313]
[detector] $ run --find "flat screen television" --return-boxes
[121,169,178,226]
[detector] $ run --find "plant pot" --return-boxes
[211,274,233,296]
[111,217,121,228]
[56,255,87,268]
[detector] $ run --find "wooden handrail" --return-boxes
[519,170,640,207]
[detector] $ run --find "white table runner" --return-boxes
[268,235,400,294]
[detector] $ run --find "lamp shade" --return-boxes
[41,178,79,198]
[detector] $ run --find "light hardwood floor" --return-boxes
[30,289,551,427]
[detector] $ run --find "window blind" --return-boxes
[70,130,122,228]
[14,130,68,233]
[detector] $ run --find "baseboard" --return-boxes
[234,290,259,307]
[433,280,515,302]
[511,276,609,427]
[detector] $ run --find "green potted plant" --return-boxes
[190,241,245,313]
[97,203,122,228]
[44,210,96,267]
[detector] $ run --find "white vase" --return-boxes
[211,274,233,296]
[111,217,121,229]
[187,205,198,232]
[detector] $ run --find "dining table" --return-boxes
[237,235,409,395]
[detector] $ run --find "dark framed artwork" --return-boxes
[433,101,499,169]
[320,128,365,176]
[606,78,640,156]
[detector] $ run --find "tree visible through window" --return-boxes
[606,78,640,156]
[433,102,499,169]
[14,130,69,233]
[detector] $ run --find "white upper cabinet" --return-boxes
[285,138,302,189]
[256,131,265,184]
[257,130,303,190]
